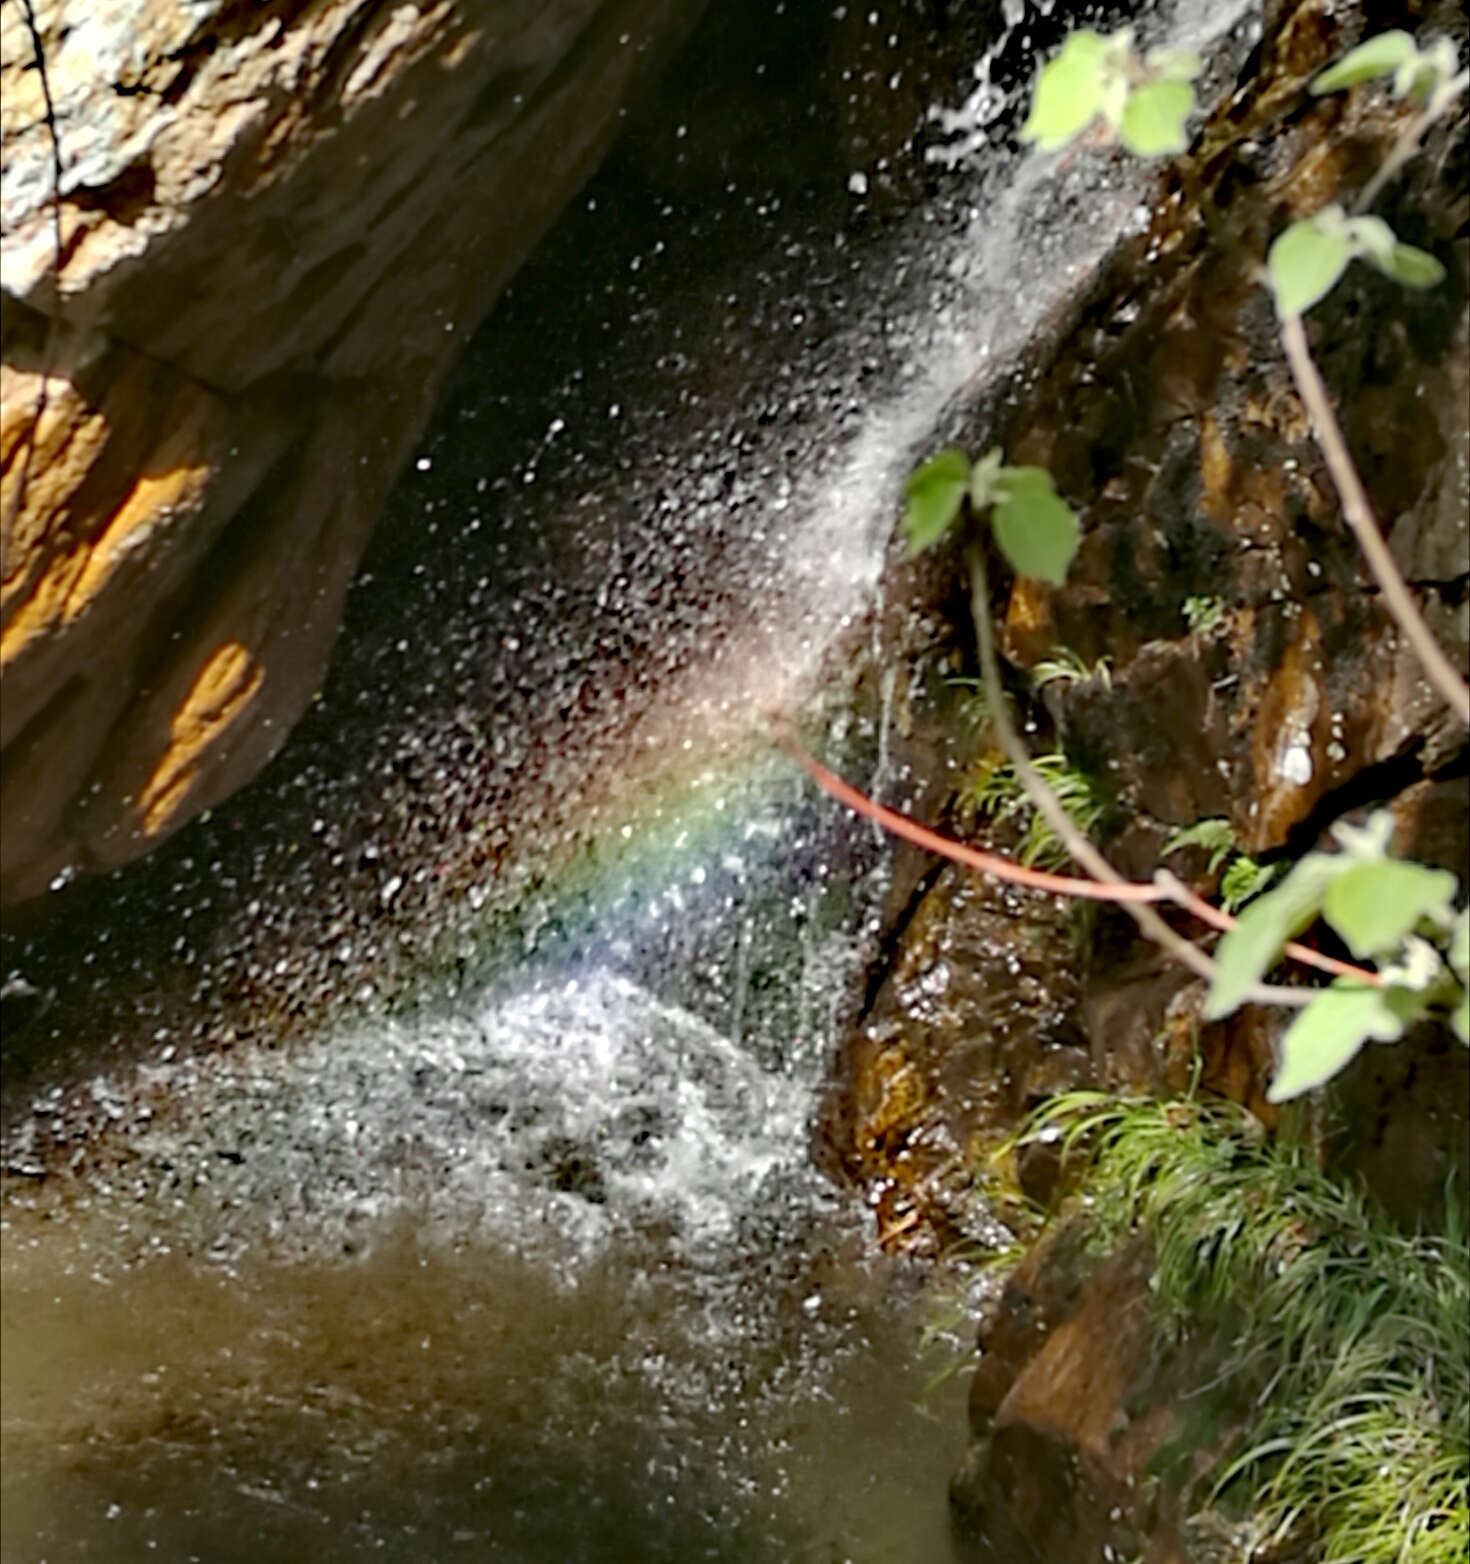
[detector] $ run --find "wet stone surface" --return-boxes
[822,0,1469,1242]
[812,0,1468,1554]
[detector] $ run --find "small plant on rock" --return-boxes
[857,22,1470,1104]
[1020,27,1203,157]
[1162,818,1281,913]
[1005,1092,1469,1564]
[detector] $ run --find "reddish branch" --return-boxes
[784,735,1162,903]
[775,725,1383,992]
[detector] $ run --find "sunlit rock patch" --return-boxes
[0,0,706,902]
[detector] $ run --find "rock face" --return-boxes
[809,0,1468,1553]
[951,1232,1198,1564]
[820,0,1469,1243]
[0,0,704,905]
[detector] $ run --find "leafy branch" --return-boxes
[1024,24,1470,727]
[1274,312,1470,725]
[1266,35,1468,723]
[1020,27,1203,158]
[1311,30,1470,213]
[793,27,1470,1103]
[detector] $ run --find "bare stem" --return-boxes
[963,545,1326,1006]
[1279,314,1470,726]
[1354,71,1468,217]
[1353,104,1436,215]
[778,719,1380,999]
[1154,869,1383,988]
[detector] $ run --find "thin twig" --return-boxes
[1279,313,1470,726]
[778,720,1379,1005]
[775,730,1164,903]
[1154,869,1383,988]
[965,543,1227,985]
[778,725,1381,992]
[1353,70,1469,216]
[1353,104,1436,215]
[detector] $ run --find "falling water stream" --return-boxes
[2,2,1256,1559]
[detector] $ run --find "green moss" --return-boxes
[1010,1093,1468,1563]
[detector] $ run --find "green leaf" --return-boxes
[1267,983,1427,1101]
[1221,855,1279,912]
[1391,41,1461,106]
[1204,853,1341,1019]
[1450,909,1469,983]
[1452,989,1469,1045]
[1323,859,1459,959]
[991,479,1079,585]
[1347,213,1397,269]
[1343,215,1445,291]
[1269,217,1351,319]
[1146,46,1202,85]
[902,448,970,553]
[1021,30,1113,152]
[1310,31,1417,95]
[1406,39,1466,112]
[994,465,1057,499]
[1370,242,1446,290]
[1162,818,1237,875]
[1119,80,1195,156]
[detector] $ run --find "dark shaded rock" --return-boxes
[1328,1021,1470,1231]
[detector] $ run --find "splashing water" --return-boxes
[2,2,1258,1559]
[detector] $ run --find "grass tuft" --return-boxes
[967,750,1107,870]
[1008,1092,1469,1563]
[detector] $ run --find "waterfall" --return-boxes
[1,2,1256,1559]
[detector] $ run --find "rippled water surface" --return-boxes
[4,1160,972,1563]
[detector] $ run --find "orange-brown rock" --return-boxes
[1,0,704,904]
[952,1234,1203,1564]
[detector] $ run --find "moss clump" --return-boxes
[1011,1093,1468,1563]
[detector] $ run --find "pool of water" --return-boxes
[2,964,975,1564]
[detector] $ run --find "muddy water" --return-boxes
[3,1216,971,1562]
[2,1,1252,1558]
[3,814,980,1561]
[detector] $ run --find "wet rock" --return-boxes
[813,0,1468,1549]
[952,1236,1199,1564]
[963,1221,1094,1430]
[1328,1020,1470,1231]
[1,0,705,904]
[816,863,1087,1250]
[826,0,1469,1237]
